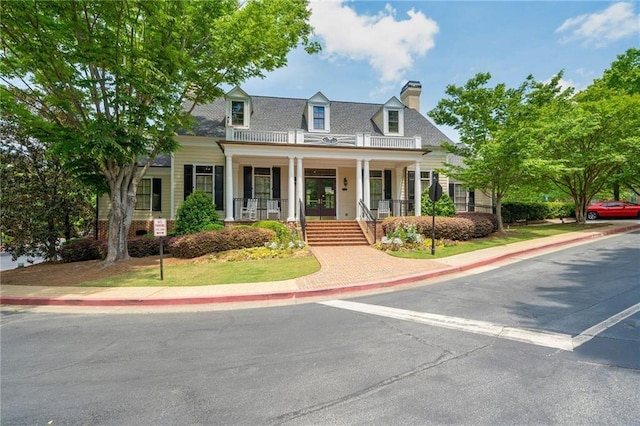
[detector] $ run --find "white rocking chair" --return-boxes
[266,199,281,219]
[377,200,390,219]
[241,198,258,221]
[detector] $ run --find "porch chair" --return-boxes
[377,199,390,219]
[241,198,258,221]
[266,199,281,219]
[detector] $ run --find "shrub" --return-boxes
[456,212,498,237]
[127,237,175,257]
[382,216,474,241]
[202,223,225,231]
[168,228,276,259]
[174,191,221,235]
[59,239,107,262]
[502,202,576,223]
[421,192,457,217]
[252,220,290,243]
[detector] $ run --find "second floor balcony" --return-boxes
[225,128,422,150]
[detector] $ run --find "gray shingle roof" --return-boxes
[183,94,453,148]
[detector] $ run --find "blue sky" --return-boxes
[239,1,639,141]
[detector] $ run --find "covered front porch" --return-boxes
[219,141,428,223]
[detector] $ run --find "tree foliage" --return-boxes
[429,73,566,232]
[0,109,94,261]
[0,0,318,262]
[531,49,640,222]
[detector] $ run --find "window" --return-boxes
[254,167,271,200]
[453,184,467,211]
[136,178,161,211]
[313,106,325,130]
[195,165,214,195]
[420,171,430,195]
[388,110,399,133]
[231,101,245,126]
[370,170,383,209]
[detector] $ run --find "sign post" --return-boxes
[153,218,167,280]
[428,177,443,256]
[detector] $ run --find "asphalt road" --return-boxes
[1,231,639,425]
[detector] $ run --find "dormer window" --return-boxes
[231,101,245,126]
[225,86,251,128]
[307,91,330,132]
[388,110,399,133]
[313,106,325,130]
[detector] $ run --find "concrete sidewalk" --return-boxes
[1,222,638,311]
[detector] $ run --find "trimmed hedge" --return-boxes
[127,236,176,258]
[502,202,575,223]
[168,228,276,259]
[59,239,107,262]
[456,212,498,237]
[252,220,291,243]
[382,216,475,241]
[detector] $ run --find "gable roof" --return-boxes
[184,93,453,148]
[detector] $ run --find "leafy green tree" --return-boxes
[429,73,566,232]
[583,48,640,199]
[174,191,220,235]
[421,192,456,217]
[0,0,318,263]
[0,111,94,261]
[532,88,640,223]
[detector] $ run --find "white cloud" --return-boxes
[556,2,640,47]
[309,1,439,83]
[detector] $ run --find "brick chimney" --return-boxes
[400,81,422,111]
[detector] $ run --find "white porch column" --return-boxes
[356,159,363,218]
[414,160,422,216]
[395,167,403,207]
[287,157,295,221]
[296,157,303,218]
[363,159,370,210]
[225,154,234,221]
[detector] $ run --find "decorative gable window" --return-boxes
[307,92,330,132]
[225,87,251,128]
[373,97,405,136]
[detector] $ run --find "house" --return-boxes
[96,81,491,239]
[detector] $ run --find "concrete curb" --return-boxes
[2,224,638,307]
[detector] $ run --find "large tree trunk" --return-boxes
[104,165,139,263]
[495,194,505,233]
[574,194,589,224]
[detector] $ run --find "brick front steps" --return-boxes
[305,221,369,246]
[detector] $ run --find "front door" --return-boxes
[305,177,336,218]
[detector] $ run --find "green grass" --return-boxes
[387,223,610,259]
[81,256,320,287]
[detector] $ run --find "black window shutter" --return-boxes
[152,178,162,211]
[469,191,475,212]
[407,171,415,202]
[384,170,392,200]
[272,167,281,199]
[184,165,193,200]
[449,183,455,198]
[243,166,253,198]
[214,166,224,209]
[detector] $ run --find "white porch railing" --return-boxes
[227,128,422,149]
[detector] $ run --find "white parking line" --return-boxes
[572,303,640,349]
[319,300,640,352]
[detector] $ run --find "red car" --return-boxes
[587,201,640,220]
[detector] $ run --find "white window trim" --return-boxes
[308,103,330,133]
[194,164,215,197]
[135,178,153,211]
[384,108,404,136]
[226,98,250,128]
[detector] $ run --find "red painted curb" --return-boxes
[2,224,638,307]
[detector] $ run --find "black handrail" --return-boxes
[359,199,377,242]
[299,198,306,241]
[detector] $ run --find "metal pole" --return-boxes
[159,236,164,281]
[431,198,436,255]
